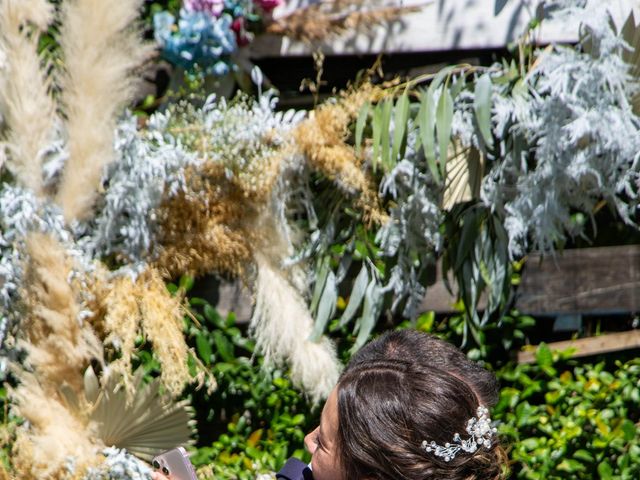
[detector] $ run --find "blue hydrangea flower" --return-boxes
[154,9,237,76]
[224,0,248,18]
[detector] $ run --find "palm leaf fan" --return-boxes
[60,366,196,462]
[442,141,485,211]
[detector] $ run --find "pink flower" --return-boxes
[255,0,282,12]
[231,17,250,47]
[183,0,224,17]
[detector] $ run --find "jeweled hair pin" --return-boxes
[421,406,497,462]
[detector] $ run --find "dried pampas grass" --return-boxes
[104,268,190,397]
[0,0,57,196]
[10,372,101,480]
[20,233,104,393]
[10,233,105,479]
[294,85,387,225]
[55,0,154,222]
[251,242,341,404]
[138,269,190,397]
[155,164,257,279]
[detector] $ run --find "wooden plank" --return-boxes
[420,245,640,315]
[517,330,640,363]
[421,261,487,313]
[515,245,640,315]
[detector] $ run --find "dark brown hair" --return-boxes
[347,330,500,407]
[336,332,506,479]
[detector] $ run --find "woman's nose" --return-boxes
[304,427,319,454]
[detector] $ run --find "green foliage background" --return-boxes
[140,280,640,479]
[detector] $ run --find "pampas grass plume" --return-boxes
[103,268,190,397]
[251,252,341,404]
[0,0,57,196]
[20,233,104,393]
[11,372,101,480]
[138,269,190,397]
[55,0,154,222]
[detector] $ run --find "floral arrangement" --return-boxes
[152,0,418,78]
[1,0,640,478]
[154,0,281,76]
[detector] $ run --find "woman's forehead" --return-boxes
[320,388,339,439]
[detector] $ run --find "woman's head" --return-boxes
[347,330,500,407]
[305,332,506,480]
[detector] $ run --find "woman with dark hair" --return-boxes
[304,357,506,479]
[303,330,506,480]
[347,329,500,407]
[154,330,506,479]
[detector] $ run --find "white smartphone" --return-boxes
[152,447,197,480]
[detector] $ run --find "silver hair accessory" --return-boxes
[421,406,497,462]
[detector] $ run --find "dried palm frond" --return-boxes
[71,366,195,462]
[267,0,422,44]
[0,0,57,196]
[55,0,154,222]
[442,142,485,211]
[11,372,101,480]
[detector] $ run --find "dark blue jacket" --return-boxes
[276,458,313,480]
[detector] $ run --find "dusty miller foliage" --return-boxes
[481,0,640,258]
[376,125,442,317]
[80,113,199,264]
[81,447,152,480]
[0,185,74,372]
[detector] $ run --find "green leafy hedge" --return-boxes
[495,346,640,480]
[178,295,316,479]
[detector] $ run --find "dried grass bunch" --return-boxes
[294,83,388,225]
[11,233,104,479]
[104,268,190,397]
[0,1,194,477]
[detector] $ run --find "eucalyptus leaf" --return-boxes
[474,74,494,149]
[391,91,410,167]
[309,270,337,341]
[351,278,384,353]
[381,98,393,172]
[430,65,456,91]
[372,102,383,172]
[418,87,440,182]
[436,86,454,179]
[339,263,369,327]
[310,256,330,315]
[454,207,480,271]
[355,102,370,156]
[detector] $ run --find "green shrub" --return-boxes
[495,345,640,480]
[180,294,317,479]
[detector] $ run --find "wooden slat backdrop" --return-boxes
[421,245,640,316]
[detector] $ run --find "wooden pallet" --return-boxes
[420,245,640,360]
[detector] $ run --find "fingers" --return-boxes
[151,472,169,480]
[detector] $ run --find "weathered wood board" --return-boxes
[517,330,640,363]
[421,245,640,316]
[515,246,640,315]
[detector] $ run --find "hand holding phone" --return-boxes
[152,447,197,480]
